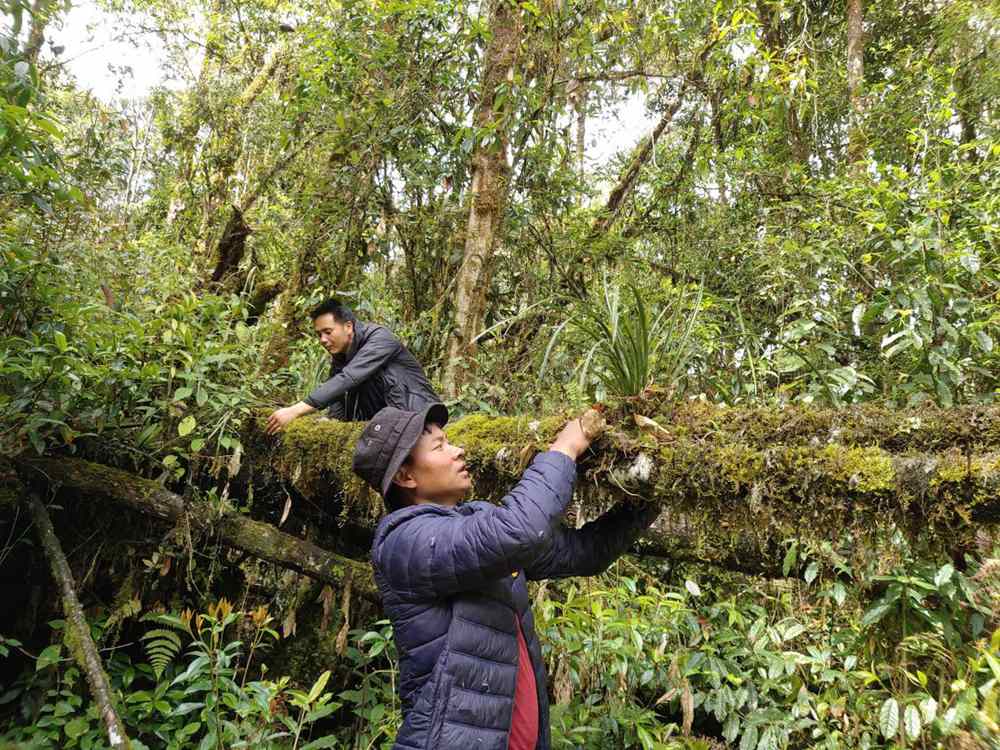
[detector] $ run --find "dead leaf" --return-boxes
[159,556,172,576]
[533,580,548,611]
[282,608,296,638]
[335,619,350,656]
[336,572,353,656]
[279,494,292,527]
[633,413,669,435]
[681,681,694,736]
[553,657,573,705]
[227,442,243,477]
[317,585,335,631]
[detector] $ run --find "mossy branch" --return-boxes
[18,456,376,601]
[25,491,131,749]
[245,403,1000,564]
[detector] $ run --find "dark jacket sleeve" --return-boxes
[303,327,403,409]
[374,452,577,601]
[524,501,660,580]
[326,398,345,420]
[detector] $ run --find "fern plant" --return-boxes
[140,611,191,679]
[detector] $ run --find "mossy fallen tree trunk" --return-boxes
[18,456,376,601]
[244,402,1000,572]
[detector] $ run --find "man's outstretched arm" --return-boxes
[524,500,660,580]
[265,400,317,434]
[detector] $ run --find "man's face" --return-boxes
[313,313,354,355]
[395,423,471,506]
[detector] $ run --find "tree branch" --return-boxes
[18,457,377,602]
[25,492,130,749]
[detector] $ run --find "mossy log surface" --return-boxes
[245,402,1000,567]
[18,456,376,599]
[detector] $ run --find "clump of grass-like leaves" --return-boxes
[543,279,703,399]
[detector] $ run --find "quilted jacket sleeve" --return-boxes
[524,500,660,580]
[373,451,577,601]
[303,326,402,409]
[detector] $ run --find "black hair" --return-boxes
[310,298,355,323]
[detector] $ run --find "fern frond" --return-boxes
[141,624,185,679]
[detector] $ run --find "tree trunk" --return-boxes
[244,403,1000,569]
[590,87,687,237]
[24,0,53,65]
[441,0,525,399]
[26,493,131,749]
[17,457,376,600]
[199,42,292,262]
[166,0,225,228]
[846,0,865,164]
[755,0,809,165]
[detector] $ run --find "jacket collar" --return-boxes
[371,501,477,554]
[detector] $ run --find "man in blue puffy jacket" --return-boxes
[352,403,660,750]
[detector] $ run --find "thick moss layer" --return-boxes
[246,405,1000,558]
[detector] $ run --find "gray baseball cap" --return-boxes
[352,403,450,503]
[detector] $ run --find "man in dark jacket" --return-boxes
[265,299,439,433]
[352,404,660,750]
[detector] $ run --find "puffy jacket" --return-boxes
[370,451,660,750]
[304,320,438,421]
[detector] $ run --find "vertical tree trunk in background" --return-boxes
[755,0,809,165]
[441,0,524,399]
[846,0,865,164]
[24,0,52,64]
[166,0,224,227]
[199,42,291,261]
[569,78,586,176]
[26,494,131,749]
[590,87,687,237]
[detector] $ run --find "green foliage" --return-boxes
[336,621,401,750]
[2,0,1000,747]
[565,278,703,400]
[531,535,1000,749]
[0,601,341,749]
[0,0,70,209]
[141,612,190,679]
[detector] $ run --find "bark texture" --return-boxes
[846,0,865,163]
[442,0,525,398]
[26,492,131,749]
[18,457,376,600]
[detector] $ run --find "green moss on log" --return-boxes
[638,400,1000,452]
[246,404,1000,558]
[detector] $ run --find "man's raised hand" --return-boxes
[549,407,606,461]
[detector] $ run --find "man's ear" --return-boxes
[392,464,417,491]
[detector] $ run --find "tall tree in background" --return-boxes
[846,0,865,163]
[442,0,526,398]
